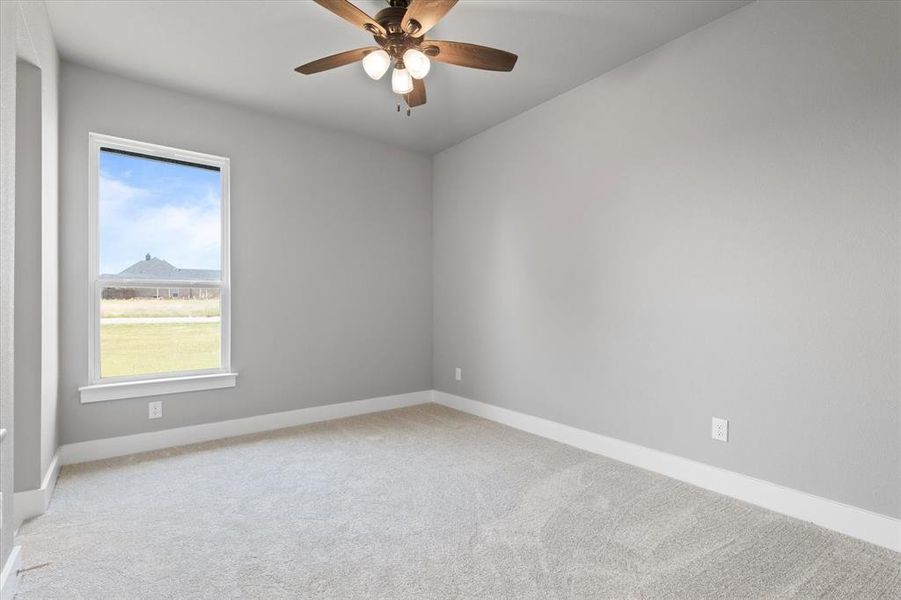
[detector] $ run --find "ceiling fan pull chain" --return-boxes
[397,104,401,112]
[407,108,412,117]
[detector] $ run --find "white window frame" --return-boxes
[79,133,236,403]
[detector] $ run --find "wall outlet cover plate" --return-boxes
[711,417,728,442]
[149,401,163,419]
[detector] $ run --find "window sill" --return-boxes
[79,372,237,404]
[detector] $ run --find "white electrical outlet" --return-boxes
[455,367,462,382]
[711,417,728,442]
[148,401,163,419]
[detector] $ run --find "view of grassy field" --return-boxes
[101,297,220,318]
[100,297,221,377]
[100,322,220,378]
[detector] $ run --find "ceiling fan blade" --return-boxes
[313,0,386,36]
[404,78,427,108]
[402,0,458,36]
[424,40,517,71]
[295,47,380,75]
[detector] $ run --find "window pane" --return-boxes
[100,287,221,378]
[99,148,221,280]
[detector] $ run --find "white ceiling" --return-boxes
[45,0,749,154]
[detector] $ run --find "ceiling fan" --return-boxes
[295,0,518,113]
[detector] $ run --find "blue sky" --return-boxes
[99,150,221,275]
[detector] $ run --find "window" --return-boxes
[80,134,235,403]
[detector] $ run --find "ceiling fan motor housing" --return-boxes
[372,5,425,60]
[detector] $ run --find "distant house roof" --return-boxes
[101,255,220,281]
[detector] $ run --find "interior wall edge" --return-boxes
[11,450,59,531]
[0,544,22,600]
[0,0,20,573]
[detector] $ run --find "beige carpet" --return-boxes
[15,404,901,599]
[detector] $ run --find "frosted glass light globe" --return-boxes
[391,67,414,94]
[362,50,390,80]
[403,48,431,79]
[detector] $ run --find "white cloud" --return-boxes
[100,174,221,274]
[99,173,148,216]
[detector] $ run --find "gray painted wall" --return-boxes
[8,0,60,505]
[0,0,18,570]
[30,0,61,485]
[433,0,901,518]
[59,63,433,444]
[14,59,41,493]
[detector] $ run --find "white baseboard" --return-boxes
[14,452,61,529]
[0,545,21,600]
[59,390,431,465]
[433,391,901,553]
[44,389,901,553]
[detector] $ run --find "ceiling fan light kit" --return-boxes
[391,64,414,94]
[403,48,431,79]
[362,49,391,80]
[296,0,518,112]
